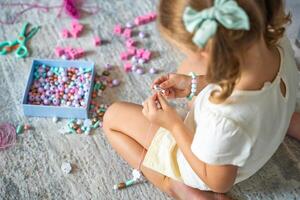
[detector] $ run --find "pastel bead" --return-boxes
[122,28,132,38]
[149,67,158,74]
[61,29,70,38]
[136,68,144,75]
[92,36,100,46]
[113,24,123,35]
[124,62,132,72]
[112,79,120,86]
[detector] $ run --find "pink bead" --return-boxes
[124,62,132,72]
[70,29,80,38]
[93,36,101,46]
[61,29,70,38]
[122,28,132,38]
[148,12,157,20]
[134,17,143,26]
[126,39,135,48]
[192,79,198,84]
[136,49,145,58]
[120,52,130,61]
[142,50,152,61]
[71,20,84,32]
[113,24,123,35]
[127,47,136,56]
[55,47,65,57]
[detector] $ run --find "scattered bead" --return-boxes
[124,62,132,72]
[52,117,59,123]
[138,58,145,65]
[138,31,146,38]
[113,24,123,35]
[136,67,144,75]
[24,124,31,130]
[112,79,120,86]
[105,64,113,70]
[61,29,70,38]
[16,124,24,135]
[55,47,65,57]
[93,36,101,46]
[61,162,72,174]
[122,28,132,38]
[126,22,134,29]
[149,67,158,74]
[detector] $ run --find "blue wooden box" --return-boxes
[22,59,95,119]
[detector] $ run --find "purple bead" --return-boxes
[78,88,84,95]
[64,88,70,93]
[126,22,134,28]
[38,87,44,93]
[47,71,53,76]
[38,67,45,73]
[66,101,71,106]
[41,94,46,100]
[136,68,144,75]
[112,79,120,86]
[43,99,50,105]
[63,94,68,100]
[139,31,146,38]
[131,64,138,71]
[52,98,60,106]
[62,76,68,82]
[39,78,45,83]
[149,67,158,74]
[45,90,51,96]
[29,95,35,101]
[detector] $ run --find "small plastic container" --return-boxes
[22,59,95,119]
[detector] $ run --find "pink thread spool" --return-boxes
[0,123,16,150]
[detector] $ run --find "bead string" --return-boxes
[0,1,100,25]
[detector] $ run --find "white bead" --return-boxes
[61,162,72,174]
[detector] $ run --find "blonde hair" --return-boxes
[158,0,291,103]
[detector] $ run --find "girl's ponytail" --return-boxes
[264,0,291,46]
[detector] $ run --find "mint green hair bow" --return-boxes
[183,0,250,48]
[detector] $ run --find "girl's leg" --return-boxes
[287,112,300,141]
[103,102,231,200]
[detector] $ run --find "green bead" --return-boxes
[16,124,24,135]
[92,121,100,129]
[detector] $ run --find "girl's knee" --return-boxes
[103,101,125,131]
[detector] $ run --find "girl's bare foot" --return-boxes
[168,178,232,200]
[287,112,300,141]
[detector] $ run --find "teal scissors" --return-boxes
[0,22,40,58]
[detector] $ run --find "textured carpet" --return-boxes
[0,1,299,200]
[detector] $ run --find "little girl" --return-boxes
[103,0,299,199]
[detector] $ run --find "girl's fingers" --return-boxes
[157,93,169,110]
[151,75,168,88]
[148,94,158,112]
[160,77,175,89]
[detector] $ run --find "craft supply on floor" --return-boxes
[0,123,16,150]
[61,162,72,174]
[0,1,100,24]
[0,22,40,58]
[27,64,92,107]
[113,12,157,75]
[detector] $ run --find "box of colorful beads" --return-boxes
[22,59,95,119]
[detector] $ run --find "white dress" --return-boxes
[143,37,299,190]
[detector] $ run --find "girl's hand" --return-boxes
[142,93,183,131]
[151,73,191,99]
